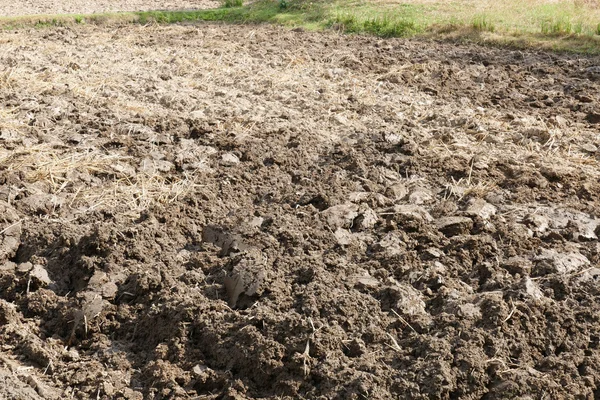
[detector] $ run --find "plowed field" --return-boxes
[1,19,600,400]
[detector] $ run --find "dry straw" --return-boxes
[1,144,200,217]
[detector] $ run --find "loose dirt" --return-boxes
[0,0,217,18]
[0,22,599,399]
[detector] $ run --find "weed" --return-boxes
[223,0,243,8]
[34,18,64,28]
[472,15,495,32]
[541,17,574,35]
[330,12,420,37]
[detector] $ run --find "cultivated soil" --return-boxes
[0,21,600,400]
[0,0,217,18]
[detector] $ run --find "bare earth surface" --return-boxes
[0,22,600,399]
[0,0,217,17]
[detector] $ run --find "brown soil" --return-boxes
[0,0,217,17]
[0,22,600,400]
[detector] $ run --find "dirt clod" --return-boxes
[436,216,474,236]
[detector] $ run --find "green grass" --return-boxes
[134,1,325,27]
[223,0,244,8]
[472,15,495,33]
[328,13,421,37]
[326,3,424,36]
[0,0,599,54]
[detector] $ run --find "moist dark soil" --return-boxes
[0,22,600,400]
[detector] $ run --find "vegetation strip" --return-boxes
[1,0,599,54]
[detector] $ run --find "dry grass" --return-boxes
[326,0,600,52]
[0,145,201,217]
[0,22,598,222]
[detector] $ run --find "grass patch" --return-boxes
[329,13,421,36]
[541,16,583,35]
[134,0,324,26]
[327,3,424,36]
[471,15,495,33]
[223,0,244,8]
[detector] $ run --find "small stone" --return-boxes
[523,278,544,300]
[465,198,497,220]
[17,262,33,273]
[384,133,404,145]
[249,217,264,228]
[436,216,473,236]
[221,153,240,166]
[193,364,210,376]
[30,264,51,286]
[334,227,353,246]
[322,203,359,229]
